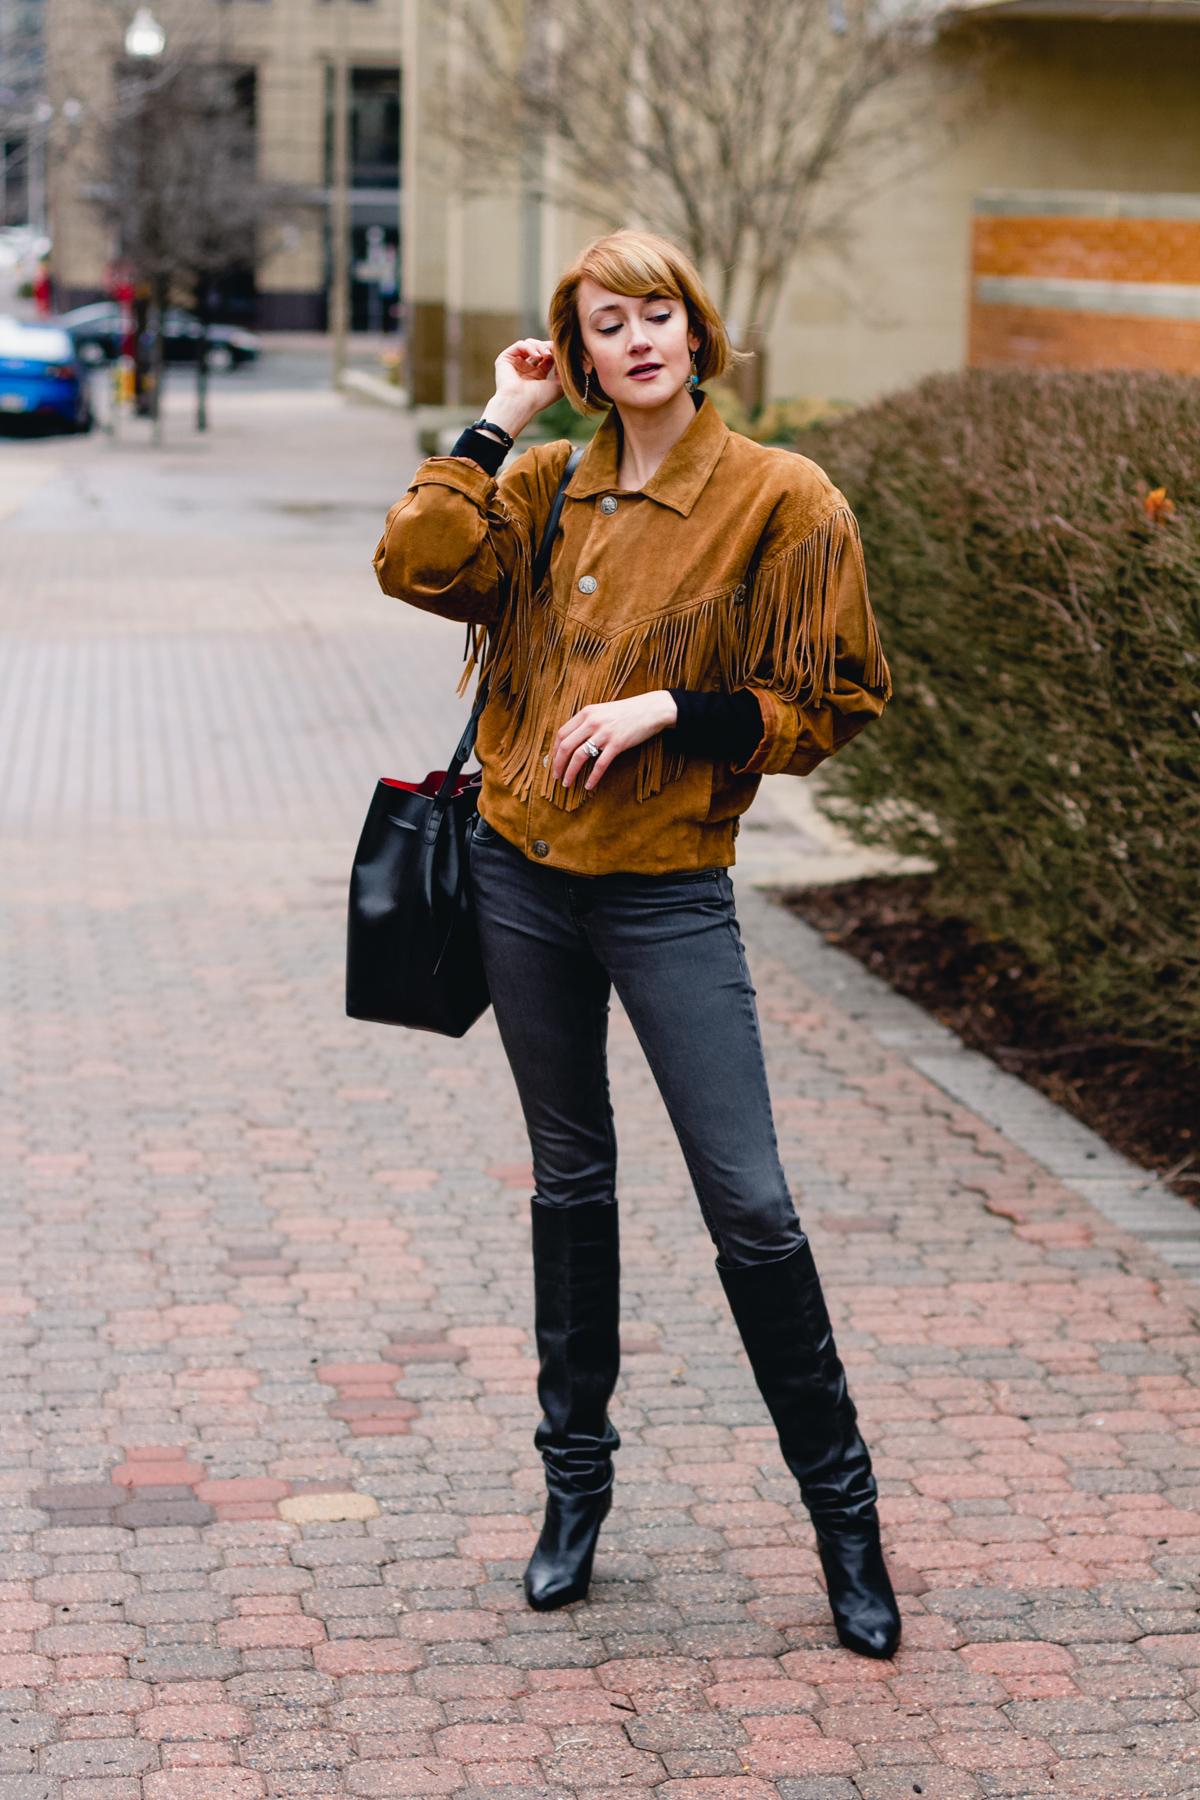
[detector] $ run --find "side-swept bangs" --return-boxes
[548,229,732,414]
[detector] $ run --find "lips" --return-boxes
[628,362,664,377]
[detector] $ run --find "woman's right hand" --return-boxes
[479,338,563,442]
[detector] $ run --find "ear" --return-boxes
[687,329,701,355]
[580,351,594,375]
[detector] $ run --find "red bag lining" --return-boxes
[381,771,480,799]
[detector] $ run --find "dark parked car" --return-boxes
[0,318,92,432]
[55,301,260,370]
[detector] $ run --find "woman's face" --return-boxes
[575,279,700,414]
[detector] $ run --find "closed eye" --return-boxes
[597,312,673,335]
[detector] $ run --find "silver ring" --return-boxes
[583,738,601,759]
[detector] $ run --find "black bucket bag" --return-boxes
[346,445,583,1037]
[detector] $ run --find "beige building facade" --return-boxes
[773,2,1200,404]
[43,0,1200,402]
[45,0,405,329]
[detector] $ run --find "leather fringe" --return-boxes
[457,497,532,698]
[479,507,878,811]
[729,510,886,703]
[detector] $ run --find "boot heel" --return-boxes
[524,1485,612,1610]
[815,1519,901,1659]
[527,1199,621,1614]
[717,1243,902,1661]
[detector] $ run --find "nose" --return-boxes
[628,327,652,354]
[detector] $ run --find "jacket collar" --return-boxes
[566,393,730,517]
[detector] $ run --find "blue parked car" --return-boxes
[0,318,93,433]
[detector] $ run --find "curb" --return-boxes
[339,368,409,408]
[736,883,1200,1277]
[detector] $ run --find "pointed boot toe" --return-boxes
[524,1486,612,1611]
[718,1247,899,1661]
[817,1525,901,1660]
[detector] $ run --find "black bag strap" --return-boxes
[431,442,585,811]
[532,443,586,593]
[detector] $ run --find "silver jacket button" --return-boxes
[531,839,550,858]
[600,495,618,514]
[578,575,598,594]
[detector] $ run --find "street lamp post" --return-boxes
[329,0,350,385]
[124,8,166,442]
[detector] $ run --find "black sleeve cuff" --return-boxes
[448,427,508,478]
[668,688,764,765]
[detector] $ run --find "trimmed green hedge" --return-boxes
[797,369,1200,1050]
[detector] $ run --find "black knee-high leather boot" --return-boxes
[719,1241,901,1659]
[524,1198,620,1611]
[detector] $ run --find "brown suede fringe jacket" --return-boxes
[374,394,890,877]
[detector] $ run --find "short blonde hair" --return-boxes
[548,229,732,414]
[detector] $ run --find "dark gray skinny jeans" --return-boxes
[470,817,805,1267]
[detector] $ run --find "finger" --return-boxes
[562,730,609,787]
[584,743,620,791]
[502,338,555,366]
[555,708,598,745]
[513,341,556,374]
[551,715,596,779]
[564,745,597,787]
[501,347,547,381]
[555,733,595,785]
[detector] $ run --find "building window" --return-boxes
[325,64,399,191]
[3,137,30,226]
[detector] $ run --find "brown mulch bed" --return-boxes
[778,876,1199,1202]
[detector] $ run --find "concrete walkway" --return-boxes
[2,381,1199,1800]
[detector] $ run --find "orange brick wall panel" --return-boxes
[968,303,1200,374]
[973,216,1200,285]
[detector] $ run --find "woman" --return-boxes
[375,230,898,1659]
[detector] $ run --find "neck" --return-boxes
[614,386,698,490]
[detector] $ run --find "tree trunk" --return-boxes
[732,328,766,413]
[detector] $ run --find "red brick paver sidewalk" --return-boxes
[4,836,1200,1800]
[3,396,1199,1800]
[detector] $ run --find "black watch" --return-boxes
[469,418,515,450]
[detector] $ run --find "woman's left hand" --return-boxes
[552,691,679,791]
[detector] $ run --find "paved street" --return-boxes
[3,365,1200,1800]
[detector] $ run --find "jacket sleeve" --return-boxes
[729,504,891,778]
[373,457,524,625]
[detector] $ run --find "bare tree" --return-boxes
[90,50,298,433]
[450,0,960,398]
[1,0,46,230]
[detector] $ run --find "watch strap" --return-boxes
[468,417,515,449]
